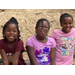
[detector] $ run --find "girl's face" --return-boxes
[36,21,49,37]
[4,24,18,42]
[60,17,73,33]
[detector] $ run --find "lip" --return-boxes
[8,36,14,38]
[66,27,71,30]
[64,28,71,33]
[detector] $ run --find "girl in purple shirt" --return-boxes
[0,17,26,65]
[26,18,56,65]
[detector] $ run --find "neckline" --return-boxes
[4,39,18,51]
[35,35,48,44]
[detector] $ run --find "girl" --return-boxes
[0,17,26,65]
[26,18,56,65]
[51,13,75,65]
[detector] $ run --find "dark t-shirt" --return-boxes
[0,39,26,65]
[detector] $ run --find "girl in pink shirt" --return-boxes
[0,17,26,65]
[51,13,75,65]
[26,18,56,65]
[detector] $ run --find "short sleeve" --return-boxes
[0,40,3,49]
[51,30,56,39]
[15,40,25,52]
[26,37,34,47]
[51,38,56,48]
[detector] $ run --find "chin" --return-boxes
[8,39,15,42]
[64,29,71,33]
[65,31,70,33]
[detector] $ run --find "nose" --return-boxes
[66,24,70,27]
[10,31,14,34]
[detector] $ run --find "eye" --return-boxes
[69,22,72,24]
[38,25,43,28]
[43,26,49,28]
[7,29,11,32]
[64,23,67,25]
[13,30,17,32]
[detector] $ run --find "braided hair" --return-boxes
[3,17,21,41]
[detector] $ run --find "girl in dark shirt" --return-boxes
[0,17,26,65]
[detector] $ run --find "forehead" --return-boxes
[39,20,49,25]
[62,17,73,22]
[6,23,17,29]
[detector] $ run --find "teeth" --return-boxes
[42,30,44,33]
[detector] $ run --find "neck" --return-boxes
[6,39,16,44]
[36,35,47,41]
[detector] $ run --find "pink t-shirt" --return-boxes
[26,35,56,65]
[51,28,75,65]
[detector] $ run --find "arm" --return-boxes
[12,40,24,65]
[26,46,38,65]
[50,47,56,65]
[0,49,9,65]
[12,51,21,65]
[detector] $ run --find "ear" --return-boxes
[3,31,6,36]
[35,29,37,34]
[60,22,62,27]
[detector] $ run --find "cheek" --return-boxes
[15,32,18,37]
[71,25,74,27]
[4,32,9,36]
[16,33,18,37]
[47,30,49,33]
[45,30,49,35]
[36,28,40,33]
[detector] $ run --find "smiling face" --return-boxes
[60,17,73,33]
[4,23,18,43]
[36,20,49,37]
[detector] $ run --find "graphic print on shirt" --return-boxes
[6,53,14,63]
[59,35,75,56]
[35,47,50,65]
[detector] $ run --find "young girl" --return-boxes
[26,18,56,65]
[51,13,75,65]
[0,17,26,65]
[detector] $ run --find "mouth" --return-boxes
[8,36,14,39]
[66,27,71,30]
[62,27,71,33]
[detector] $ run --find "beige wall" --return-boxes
[0,9,75,64]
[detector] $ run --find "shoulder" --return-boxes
[71,28,75,31]
[48,36,55,42]
[51,29,61,36]
[16,39,24,45]
[52,29,61,33]
[0,39,6,48]
[47,36,56,47]
[26,36,35,42]
[0,39,5,43]
[26,36,36,46]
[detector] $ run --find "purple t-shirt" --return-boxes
[51,28,75,65]
[26,35,56,65]
[0,39,26,65]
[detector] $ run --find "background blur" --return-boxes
[0,9,75,64]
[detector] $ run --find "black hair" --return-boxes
[3,17,21,41]
[60,13,73,23]
[35,18,50,30]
